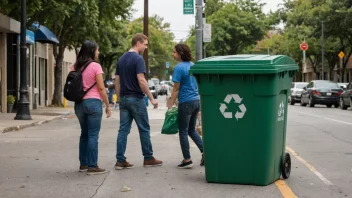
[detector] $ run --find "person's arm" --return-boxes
[167,82,179,109]
[137,74,158,108]
[96,74,111,117]
[114,75,120,98]
[167,66,181,109]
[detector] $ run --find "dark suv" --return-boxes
[339,82,352,110]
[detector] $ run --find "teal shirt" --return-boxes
[172,62,200,103]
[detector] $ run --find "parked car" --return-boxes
[338,83,348,90]
[151,78,161,95]
[160,81,174,95]
[288,82,308,105]
[148,80,158,99]
[300,80,343,108]
[339,82,352,110]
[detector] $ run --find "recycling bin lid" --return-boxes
[189,55,298,75]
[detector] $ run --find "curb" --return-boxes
[1,112,74,133]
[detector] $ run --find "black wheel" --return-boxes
[281,152,291,179]
[326,104,332,108]
[300,98,307,106]
[340,98,348,110]
[308,97,315,107]
[290,97,295,105]
[334,103,339,108]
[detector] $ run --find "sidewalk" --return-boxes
[0,107,74,133]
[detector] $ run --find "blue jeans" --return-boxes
[178,100,203,160]
[116,97,153,162]
[108,89,114,104]
[74,99,102,168]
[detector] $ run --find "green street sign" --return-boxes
[183,0,194,15]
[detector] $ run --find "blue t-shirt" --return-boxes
[115,52,145,99]
[172,62,200,104]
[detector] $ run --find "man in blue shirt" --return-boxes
[114,33,163,170]
[167,44,204,169]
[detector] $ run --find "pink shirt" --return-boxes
[71,62,104,100]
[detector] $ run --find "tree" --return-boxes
[276,0,352,81]
[205,0,268,56]
[127,15,177,79]
[0,0,133,106]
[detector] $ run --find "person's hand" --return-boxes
[151,99,158,109]
[105,107,112,118]
[167,102,173,109]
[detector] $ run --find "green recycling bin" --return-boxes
[189,55,298,186]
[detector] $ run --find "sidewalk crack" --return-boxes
[91,171,111,198]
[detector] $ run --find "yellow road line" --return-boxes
[286,146,333,186]
[275,179,297,198]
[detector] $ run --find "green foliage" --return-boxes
[7,95,15,105]
[186,0,269,57]
[127,15,177,79]
[0,0,133,105]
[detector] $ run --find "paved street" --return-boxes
[0,96,352,198]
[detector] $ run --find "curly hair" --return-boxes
[175,44,192,62]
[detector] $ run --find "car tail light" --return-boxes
[312,90,321,96]
[337,92,343,95]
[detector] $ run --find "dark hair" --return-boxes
[132,33,148,47]
[175,44,192,62]
[74,40,98,71]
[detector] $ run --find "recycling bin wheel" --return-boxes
[281,152,291,179]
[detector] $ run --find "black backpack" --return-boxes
[64,60,97,102]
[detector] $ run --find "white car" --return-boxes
[338,83,348,90]
[289,82,308,105]
[160,81,173,95]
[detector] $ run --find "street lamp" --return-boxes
[321,21,324,80]
[15,0,32,120]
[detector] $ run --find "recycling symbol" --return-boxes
[278,101,285,117]
[219,94,247,120]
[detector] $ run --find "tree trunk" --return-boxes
[51,47,65,106]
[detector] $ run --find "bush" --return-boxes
[7,95,16,104]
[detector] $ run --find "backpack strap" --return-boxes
[85,82,97,93]
[81,60,95,73]
[81,60,98,93]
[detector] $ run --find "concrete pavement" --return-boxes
[0,96,351,197]
[0,107,74,133]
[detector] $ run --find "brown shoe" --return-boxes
[143,157,163,167]
[79,165,88,172]
[200,154,205,166]
[115,161,134,170]
[87,166,107,175]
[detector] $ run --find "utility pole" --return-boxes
[195,0,203,61]
[322,21,324,80]
[15,0,32,120]
[143,0,149,79]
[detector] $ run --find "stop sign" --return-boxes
[300,42,308,51]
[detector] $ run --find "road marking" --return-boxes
[295,111,352,126]
[275,179,297,198]
[286,146,333,186]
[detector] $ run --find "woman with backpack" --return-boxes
[73,40,111,175]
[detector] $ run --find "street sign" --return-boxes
[183,0,194,15]
[338,51,345,59]
[300,42,308,51]
[166,62,170,68]
[203,23,212,43]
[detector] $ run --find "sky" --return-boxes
[131,0,284,41]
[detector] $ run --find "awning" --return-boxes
[32,23,59,44]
